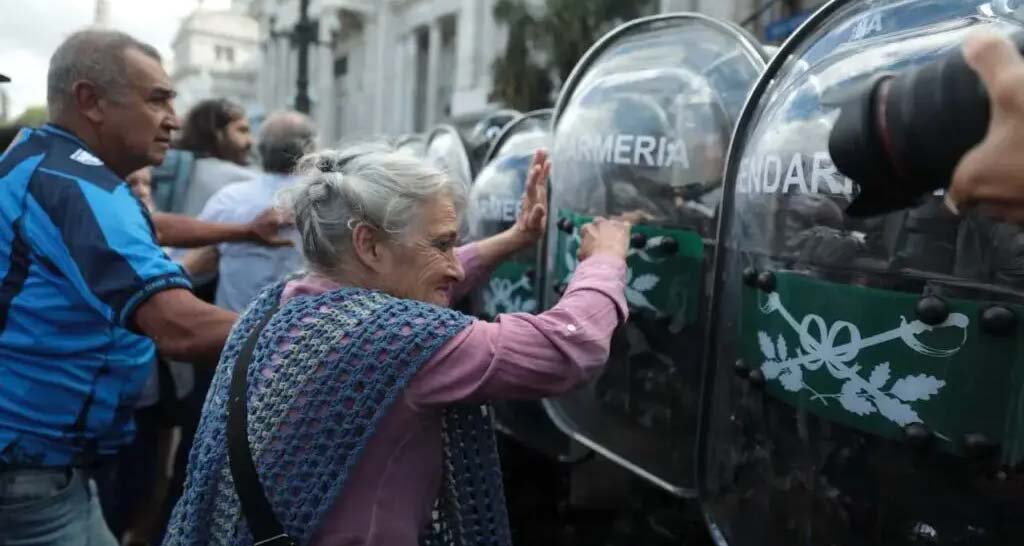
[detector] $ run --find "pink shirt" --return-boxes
[280,244,628,546]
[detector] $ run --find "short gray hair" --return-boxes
[278,142,466,277]
[258,111,317,174]
[47,30,162,119]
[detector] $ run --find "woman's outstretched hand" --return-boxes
[511,149,551,246]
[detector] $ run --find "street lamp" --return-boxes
[269,0,320,114]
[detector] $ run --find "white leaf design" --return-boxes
[890,374,945,402]
[776,335,788,361]
[868,362,890,389]
[874,396,920,426]
[520,299,537,313]
[625,288,658,312]
[779,366,803,392]
[758,331,776,360]
[839,381,875,416]
[631,273,659,292]
[762,359,784,380]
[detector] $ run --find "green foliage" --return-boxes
[491,0,656,110]
[13,105,48,127]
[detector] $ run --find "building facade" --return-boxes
[252,0,828,142]
[171,6,261,118]
[250,0,535,143]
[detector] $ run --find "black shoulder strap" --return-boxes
[227,305,296,546]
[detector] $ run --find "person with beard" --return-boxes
[175,99,256,217]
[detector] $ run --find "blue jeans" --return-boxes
[0,468,118,546]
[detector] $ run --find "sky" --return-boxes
[0,0,233,118]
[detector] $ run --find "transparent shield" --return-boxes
[541,14,766,494]
[425,125,474,195]
[464,111,586,460]
[702,1,1024,544]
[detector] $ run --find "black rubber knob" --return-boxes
[756,271,776,293]
[557,217,574,234]
[903,422,932,448]
[963,432,999,459]
[734,359,750,378]
[656,237,678,255]
[915,295,949,326]
[630,232,647,249]
[747,368,765,387]
[981,305,1017,337]
[742,267,759,287]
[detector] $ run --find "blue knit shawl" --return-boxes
[163,281,512,546]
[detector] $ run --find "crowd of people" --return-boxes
[0,23,1022,546]
[0,28,631,546]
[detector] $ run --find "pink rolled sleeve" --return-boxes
[448,243,492,303]
[407,254,628,408]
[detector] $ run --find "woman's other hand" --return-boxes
[578,217,631,262]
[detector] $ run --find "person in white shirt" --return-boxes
[188,111,317,312]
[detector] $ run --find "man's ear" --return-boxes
[351,224,390,274]
[72,81,105,124]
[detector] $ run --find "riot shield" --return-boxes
[542,13,767,496]
[425,124,474,194]
[700,1,1024,545]
[467,108,522,174]
[464,110,587,461]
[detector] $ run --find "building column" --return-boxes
[390,34,405,133]
[317,8,337,142]
[258,26,271,113]
[425,18,442,127]
[403,32,418,132]
[373,8,390,133]
[455,0,479,91]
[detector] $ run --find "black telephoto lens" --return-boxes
[830,32,1024,217]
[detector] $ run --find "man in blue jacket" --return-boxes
[0,29,240,545]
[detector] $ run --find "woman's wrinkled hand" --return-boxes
[578,216,631,262]
[512,149,551,245]
[947,31,1024,222]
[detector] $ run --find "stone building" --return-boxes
[251,0,828,141]
[171,4,261,117]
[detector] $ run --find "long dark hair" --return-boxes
[176,98,244,158]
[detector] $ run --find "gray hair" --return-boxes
[47,30,162,119]
[258,111,318,174]
[278,142,466,277]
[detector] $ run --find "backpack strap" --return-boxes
[227,304,296,546]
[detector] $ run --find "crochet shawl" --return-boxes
[163,281,512,546]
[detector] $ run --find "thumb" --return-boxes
[948,143,985,214]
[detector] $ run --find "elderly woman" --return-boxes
[164,145,631,546]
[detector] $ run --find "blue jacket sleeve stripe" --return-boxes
[0,221,33,335]
[27,168,191,328]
